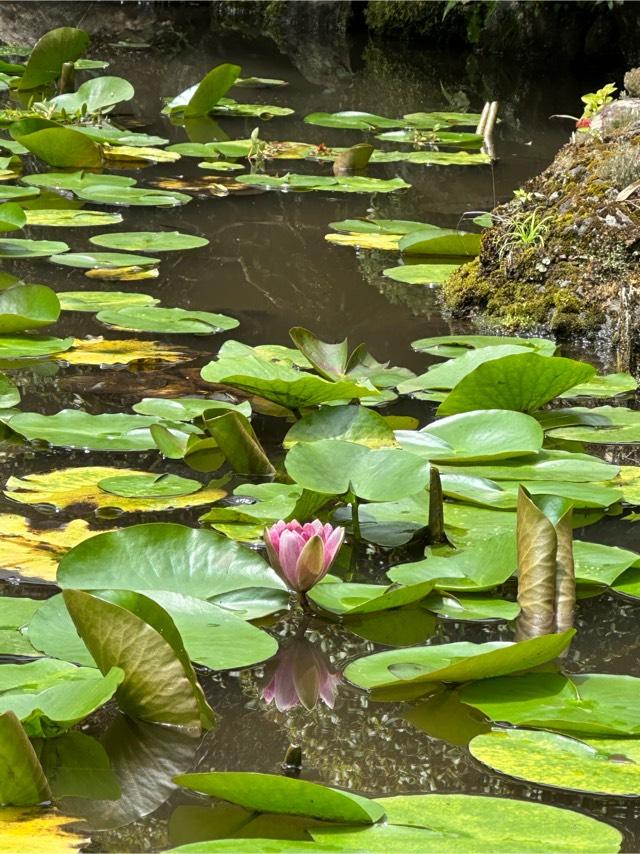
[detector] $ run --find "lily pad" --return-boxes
[411,334,557,358]
[283,405,395,449]
[51,252,160,270]
[309,579,435,615]
[58,291,160,312]
[175,771,384,824]
[7,411,164,451]
[133,397,251,421]
[63,589,214,732]
[11,121,103,168]
[47,76,134,115]
[344,631,574,691]
[0,658,123,737]
[235,174,410,193]
[469,728,640,797]
[25,209,123,227]
[0,186,39,201]
[18,27,89,90]
[0,711,50,805]
[0,335,73,360]
[0,807,86,851]
[89,231,209,252]
[399,229,480,256]
[5,466,225,514]
[383,263,461,285]
[285,439,430,501]
[0,284,59,332]
[437,352,595,416]
[76,185,192,207]
[439,449,618,483]
[422,592,520,621]
[98,473,202,499]
[396,410,543,463]
[0,238,68,258]
[461,672,640,735]
[21,171,135,192]
[57,522,286,600]
[96,306,239,335]
[547,406,640,443]
[56,337,192,367]
[304,111,406,130]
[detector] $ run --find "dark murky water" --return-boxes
[4,25,640,852]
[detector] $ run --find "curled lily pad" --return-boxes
[96,306,239,335]
[89,231,209,252]
[98,473,202,499]
[344,631,574,691]
[51,252,160,270]
[18,27,89,90]
[0,711,51,805]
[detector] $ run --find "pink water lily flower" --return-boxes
[262,637,342,712]
[264,520,345,593]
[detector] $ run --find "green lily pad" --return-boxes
[573,540,640,586]
[469,728,640,796]
[47,76,134,115]
[98,473,202,498]
[0,658,123,738]
[7,410,163,451]
[0,202,25,232]
[235,174,410,193]
[309,579,435,615]
[383,263,460,284]
[58,291,160,312]
[437,352,595,416]
[96,306,239,335]
[21,171,136,192]
[0,186,39,202]
[0,284,59,332]
[133,397,251,421]
[285,439,430,500]
[89,231,209,252]
[461,672,640,735]
[396,409,543,463]
[560,372,637,398]
[76,185,192,207]
[57,522,286,599]
[201,350,377,410]
[283,405,395,449]
[25,209,123,227]
[411,334,556,358]
[399,229,480,256]
[422,592,520,621]
[0,335,73,360]
[0,711,51,805]
[304,110,405,130]
[38,730,120,801]
[344,631,574,691]
[0,238,68,258]
[439,475,621,511]
[51,252,160,270]
[63,589,214,731]
[547,406,640,443]
[11,120,103,168]
[439,449,618,483]
[175,771,384,824]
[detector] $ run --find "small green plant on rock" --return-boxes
[497,209,552,260]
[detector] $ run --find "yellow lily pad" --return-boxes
[605,466,640,504]
[102,145,181,164]
[4,466,227,516]
[0,807,84,853]
[84,266,159,282]
[325,232,401,251]
[25,210,123,227]
[54,337,194,367]
[0,516,103,583]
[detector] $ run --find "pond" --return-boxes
[2,16,640,854]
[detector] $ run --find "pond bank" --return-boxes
[442,91,640,366]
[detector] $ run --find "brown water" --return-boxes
[4,27,640,852]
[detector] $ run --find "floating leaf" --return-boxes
[0,284,59,333]
[235,173,410,193]
[396,409,543,463]
[0,659,123,737]
[98,473,202,499]
[7,411,166,452]
[309,579,435,615]
[284,405,395,449]
[0,516,102,583]
[63,589,214,731]
[11,120,102,168]
[51,251,159,270]
[383,263,460,284]
[285,439,430,501]
[21,171,135,192]
[560,372,637,398]
[304,111,406,130]
[0,596,41,654]
[0,807,86,851]
[547,406,640,443]
[25,209,122,227]
[96,306,239,335]
[5,467,225,514]
[469,728,640,796]
[0,202,25,232]
[0,335,72,360]
[55,337,192,367]
[0,238,68,258]
[461,672,640,735]
[47,76,134,115]
[89,231,209,252]
[175,771,384,824]
[37,730,120,801]
[344,632,574,691]
[0,186,39,201]
[439,449,618,483]
[437,353,595,416]
[133,397,251,421]
[400,229,480,256]
[57,522,286,599]
[422,592,519,621]
[58,291,159,312]
[75,185,191,207]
